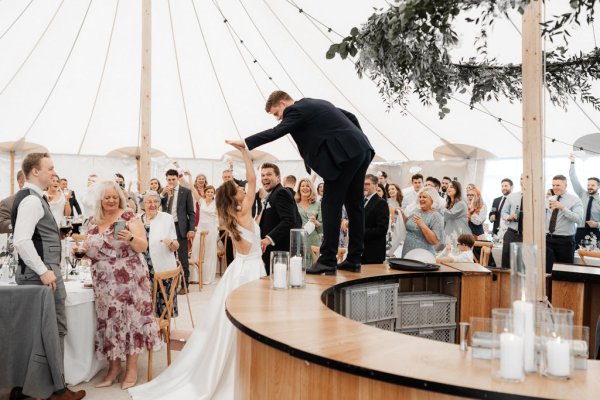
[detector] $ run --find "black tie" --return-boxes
[364,196,369,205]
[585,195,593,222]
[498,197,506,215]
[517,196,523,235]
[548,195,562,233]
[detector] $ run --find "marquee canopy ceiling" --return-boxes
[0,0,598,161]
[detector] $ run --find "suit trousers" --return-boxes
[175,222,190,285]
[546,234,575,273]
[319,151,371,266]
[501,228,522,269]
[16,264,67,374]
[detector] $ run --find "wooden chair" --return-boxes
[473,240,493,267]
[577,249,600,266]
[217,226,230,275]
[148,266,182,381]
[310,246,348,264]
[188,230,209,291]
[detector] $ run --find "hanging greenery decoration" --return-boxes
[326,0,600,118]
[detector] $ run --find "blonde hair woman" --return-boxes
[295,178,322,264]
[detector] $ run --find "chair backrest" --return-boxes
[198,229,209,263]
[577,249,600,266]
[311,246,347,263]
[152,266,182,322]
[473,241,493,266]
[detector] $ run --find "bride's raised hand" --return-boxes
[225,140,246,151]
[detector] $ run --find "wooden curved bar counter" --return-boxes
[226,264,600,399]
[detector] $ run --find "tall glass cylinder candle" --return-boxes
[510,243,537,373]
[289,229,308,288]
[492,308,525,382]
[270,251,289,290]
[540,308,574,379]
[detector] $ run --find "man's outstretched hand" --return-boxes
[225,140,246,150]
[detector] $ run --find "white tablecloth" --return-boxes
[63,280,106,385]
[491,245,600,268]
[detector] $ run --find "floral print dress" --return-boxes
[84,210,159,361]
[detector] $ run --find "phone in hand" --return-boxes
[114,220,126,239]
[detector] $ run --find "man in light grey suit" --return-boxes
[0,170,25,234]
[11,153,85,400]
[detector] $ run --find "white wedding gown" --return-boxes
[192,198,219,284]
[129,222,266,400]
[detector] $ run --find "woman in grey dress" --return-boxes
[442,180,471,243]
[401,187,445,257]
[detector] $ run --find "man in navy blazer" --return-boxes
[231,91,375,274]
[161,169,196,293]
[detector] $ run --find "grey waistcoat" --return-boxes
[11,188,62,273]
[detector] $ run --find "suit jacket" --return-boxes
[68,190,82,216]
[0,285,64,398]
[245,98,375,180]
[259,184,301,268]
[362,195,389,264]
[489,195,507,234]
[161,186,196,238]
[0,194,15,233]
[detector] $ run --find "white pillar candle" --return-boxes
[513,300,535,371]
[289,256,303,287]
[546,338,570,377]
[273,262,287,289]
[500,332,524,381]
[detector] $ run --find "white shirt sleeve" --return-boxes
[13,195,49,275]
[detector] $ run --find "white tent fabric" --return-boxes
[0,0,598,162]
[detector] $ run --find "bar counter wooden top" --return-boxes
[226,263,600,399]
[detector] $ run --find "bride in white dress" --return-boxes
[191,186,219,284]
[129,143,265,400]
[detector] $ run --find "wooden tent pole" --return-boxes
[9,150,15,195]
[522,0,546,300]
[139,0,152,192]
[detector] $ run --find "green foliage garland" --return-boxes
[327,0,600,118]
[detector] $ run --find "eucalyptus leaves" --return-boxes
[327,0,600,118]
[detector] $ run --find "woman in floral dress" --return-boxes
[83,181,159,390]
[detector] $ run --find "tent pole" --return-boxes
[9,150,15,195]
[522,0,546,301]
[139,0,152,192]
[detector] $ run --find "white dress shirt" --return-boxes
[13,182,51,276]
[169,185,180,223]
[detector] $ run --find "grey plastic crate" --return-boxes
[397,292,457,329]
[397,324,457,343]
[340,283,399,323]
[366,318,396,332]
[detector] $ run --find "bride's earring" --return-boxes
[236,204,242,211]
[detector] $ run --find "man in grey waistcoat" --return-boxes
[11,152,85,400]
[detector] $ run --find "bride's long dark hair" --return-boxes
[216,180,242,242]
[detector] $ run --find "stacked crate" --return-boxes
[395,292,457,343]
[339,283,399,331]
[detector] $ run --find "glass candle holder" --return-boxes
[270,251,289,290]
[573,325,589,370]
[510,243,537,373]
[492,308,525,382]
[540,308,574,380]
[289,229,308,288]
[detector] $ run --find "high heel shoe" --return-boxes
[121,374,138,390]
[95,370,122,388]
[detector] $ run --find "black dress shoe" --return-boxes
[306,262,336,275]
[9,387,30,400]
[337,260,361,272]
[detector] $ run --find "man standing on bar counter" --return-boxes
[11,152,86,400]
[545,174,583,273]
[228,91,374,275]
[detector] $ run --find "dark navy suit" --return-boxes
[246,98,375,267]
